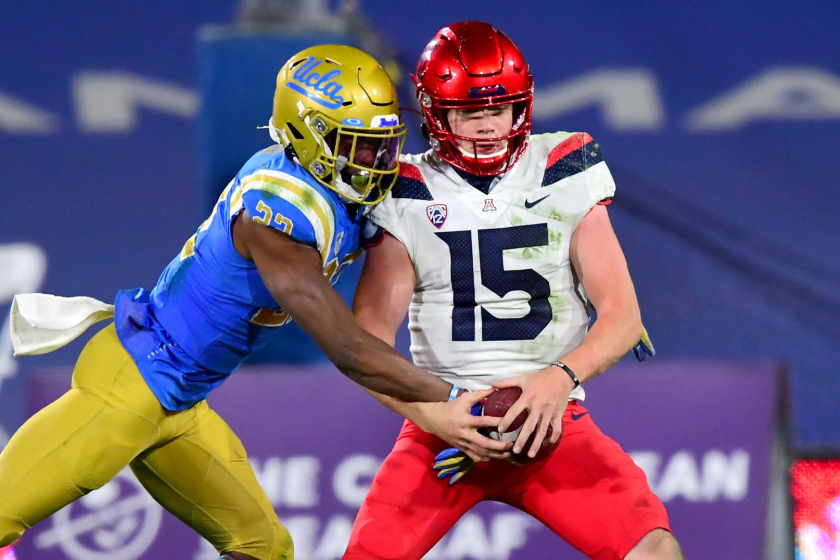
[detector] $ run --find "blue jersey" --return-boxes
[114,146,364,411]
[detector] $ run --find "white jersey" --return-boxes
[367,132,616,399]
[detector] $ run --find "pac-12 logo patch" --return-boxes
[426,204,447,228]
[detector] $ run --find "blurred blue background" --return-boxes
[2,0,840,452]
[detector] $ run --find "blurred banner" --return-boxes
[18,361,782,560]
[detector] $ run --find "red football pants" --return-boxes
[343,402,670,560]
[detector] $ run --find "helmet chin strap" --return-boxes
[333,154,368,201]
[266,117,288,146]
[334,177,361,200]
[334,171,371,203]
[456,144,507,159]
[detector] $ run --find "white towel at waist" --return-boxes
[10,293,115,356]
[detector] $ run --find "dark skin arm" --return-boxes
[353,231,511,462]
[232,209,452,402]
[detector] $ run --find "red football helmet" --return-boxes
[414,22,534,176]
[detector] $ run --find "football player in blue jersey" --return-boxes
[0,45,508,560]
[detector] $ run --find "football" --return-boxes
[481,387,560,462]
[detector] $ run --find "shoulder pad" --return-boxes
[391,162,433,201]
[236,144,294,178]
[256,144,285,157]
[240,169,337,258]
[542,132,604,186]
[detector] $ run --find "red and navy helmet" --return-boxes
[414,22,534,176]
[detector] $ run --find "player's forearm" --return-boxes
[271,281,450,401]
[353,316,448,427]
[558,305,642,383]
[255,255,449,401]
[363,388,441,430]
[352,308,398,347]
[329,330,452,402]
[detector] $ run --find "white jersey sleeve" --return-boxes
[367,134,616,400]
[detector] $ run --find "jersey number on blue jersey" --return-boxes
[252,200,293,234]
[437,224,552,342]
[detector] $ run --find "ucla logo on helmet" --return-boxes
[371,114,399,128]
[426,204,447,228]
[286,57,346,109]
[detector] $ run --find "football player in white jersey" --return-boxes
[342,22,682,560]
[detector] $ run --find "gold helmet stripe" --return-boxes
[241,171,336,263]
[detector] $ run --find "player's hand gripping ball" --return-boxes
[481,387,561,462]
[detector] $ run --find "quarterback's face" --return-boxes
[446,105,513,156]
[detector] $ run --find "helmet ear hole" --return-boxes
[286,123,305,140]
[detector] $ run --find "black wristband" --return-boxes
[551,361,580,389]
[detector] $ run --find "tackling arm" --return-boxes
[353,231,435,426]
[354,231,510,461]
[232,211,452,403]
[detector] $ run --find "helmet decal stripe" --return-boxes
[371,114,400,127]
[469,85,507,98]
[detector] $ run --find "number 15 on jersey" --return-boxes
[437,223,553,343]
